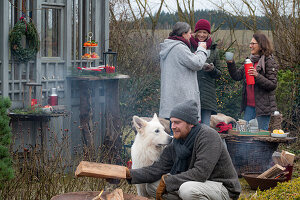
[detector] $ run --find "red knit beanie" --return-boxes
[194,19,211,34]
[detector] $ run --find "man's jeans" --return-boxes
[145,179,230,200]
[244,106,270,131]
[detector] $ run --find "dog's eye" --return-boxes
[155,129,160,133]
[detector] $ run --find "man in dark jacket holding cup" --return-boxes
[126,100,241,200]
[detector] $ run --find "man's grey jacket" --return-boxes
[130,124,241,200]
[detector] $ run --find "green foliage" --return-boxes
[276,69,296,117]
[239,178,300,200]
[9,18,40,63]
[0,97,14,189]
[216,66,242,119]
[276,68,299,133]
[215,47,243,120]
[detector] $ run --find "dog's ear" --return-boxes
[132,116,147,134]
[152,113,159,121]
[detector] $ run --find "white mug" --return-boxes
[42,107,53,114]
[206,50,211,58]
[198,42,207,49]
[225,52,234,61]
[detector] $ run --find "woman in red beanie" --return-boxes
[190,19,221,126]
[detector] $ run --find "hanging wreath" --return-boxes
[9,17,40,63]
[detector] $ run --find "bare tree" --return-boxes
[175,0,196,28]
[210,0,299,68]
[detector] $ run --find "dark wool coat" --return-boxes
[227,55,279,116]
[192,42,221,114]
[130,125,241,200]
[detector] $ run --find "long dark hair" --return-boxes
[169,22,191,37]
[253,33,273,57]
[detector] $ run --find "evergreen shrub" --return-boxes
[0,97,14,189]
[239,178,300,200]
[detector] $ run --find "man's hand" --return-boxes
[156,175,167,200]
[203,63,214,72]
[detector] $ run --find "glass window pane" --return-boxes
[41,8,62,57]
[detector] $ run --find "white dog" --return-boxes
[131,113,172,197]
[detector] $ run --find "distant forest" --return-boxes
[146,10,271,30]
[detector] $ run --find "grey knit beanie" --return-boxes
[170,100,199,125]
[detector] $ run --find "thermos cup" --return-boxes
[244,59,255,85]
[48,88,58,106]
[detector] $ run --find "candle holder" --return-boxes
[23,82,42,109]
[103,49,117,73]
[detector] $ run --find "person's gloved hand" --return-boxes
[126,167,131,179]
[156,174,168,200]
[203,63,214,72]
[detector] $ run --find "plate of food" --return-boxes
[271,129,289,138]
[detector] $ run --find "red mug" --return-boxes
[244,59,255,85]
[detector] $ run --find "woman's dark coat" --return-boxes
[227,55,278,116]
[192,42,221,114]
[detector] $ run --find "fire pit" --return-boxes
[51,191,149,200]
[242,173,287,190]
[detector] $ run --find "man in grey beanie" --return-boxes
[127,100,241,200]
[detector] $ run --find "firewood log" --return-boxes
[257,164,286,179]
[106,189,124,200]
[75,161,127,179]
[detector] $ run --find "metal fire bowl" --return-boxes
[51,191,149,200]
[242,173,287,191]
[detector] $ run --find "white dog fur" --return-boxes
[131,113,172,197]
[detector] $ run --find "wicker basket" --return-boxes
[225,136,279,177]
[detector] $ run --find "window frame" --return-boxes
[40,5,64,59]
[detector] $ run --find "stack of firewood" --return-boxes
[257,150,295,179]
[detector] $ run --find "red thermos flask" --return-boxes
[48,88,58,106]
[244,58,255,85]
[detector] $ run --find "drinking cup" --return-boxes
[198,42,207,49]
[225,52,234,61]
[206,50,211,58]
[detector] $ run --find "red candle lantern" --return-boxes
[103,48,117,74]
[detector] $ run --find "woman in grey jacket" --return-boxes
[159,22,208,121]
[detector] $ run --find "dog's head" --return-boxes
[132,113,172,147]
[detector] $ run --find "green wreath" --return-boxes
[9,18,40,63]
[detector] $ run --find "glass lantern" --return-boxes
[103,49,117,73]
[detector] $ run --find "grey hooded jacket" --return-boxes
[159,39,208,119]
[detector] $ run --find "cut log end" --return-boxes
[75,161,127,179]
